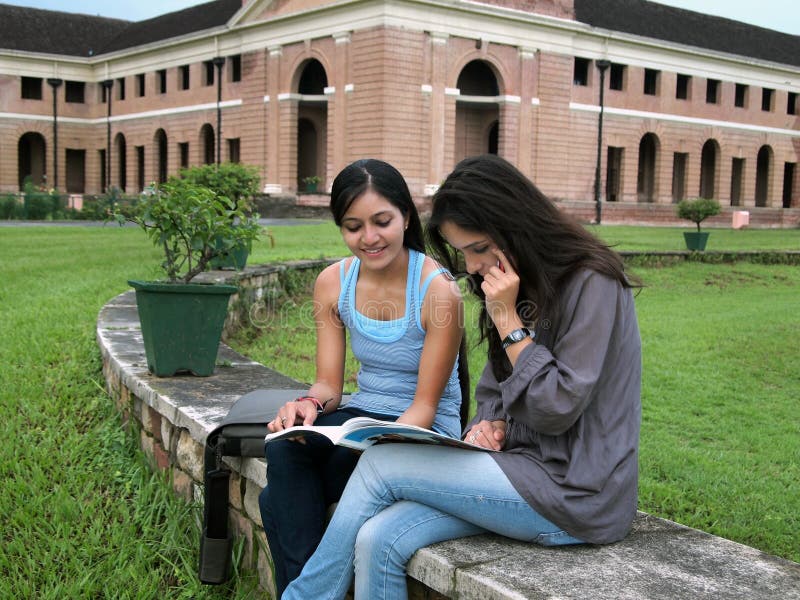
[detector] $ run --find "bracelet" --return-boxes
[295,396,328,415]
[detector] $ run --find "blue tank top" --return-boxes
[337,249,462,438]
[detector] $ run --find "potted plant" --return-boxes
[117,177,262,376]
[301,175,321,193]
[179,162,262,270]
[676,197,721,251]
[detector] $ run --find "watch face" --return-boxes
[510,329,525,342]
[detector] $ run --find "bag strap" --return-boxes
[198,388,307,584]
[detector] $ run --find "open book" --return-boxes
[264,416,495,452]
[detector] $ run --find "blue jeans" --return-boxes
[259,407,397,597]
[282,444,582,600]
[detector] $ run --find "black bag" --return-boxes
[199,387,307,584]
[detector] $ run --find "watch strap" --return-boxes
[501,327,533,349]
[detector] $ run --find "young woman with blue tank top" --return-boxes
[258,159,467,597]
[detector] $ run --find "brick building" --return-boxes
[1,0,798,223]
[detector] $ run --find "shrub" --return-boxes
[677,198,721,232]
[178,162,260,212]
[114,178,262,283]
[0,194,22,219]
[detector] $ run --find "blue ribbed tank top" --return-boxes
[337,249,461,438]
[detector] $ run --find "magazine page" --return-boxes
[265,417,495,452]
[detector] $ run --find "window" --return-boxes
[643,69,659,96]
[179,142,189,169]
[229,54,241,82]
[203,60,215,86]
[762,88,774,112]
[99,81,113,103]
[573,57,589,86]
[65,81,85,103]
[21,76,43,100]
[157,69,167,94]
[116,77,125,100]
[136,146,145,192]
[609,63,625,91]
[676,74,690,100]
[789,92,798,116]
[99,149,107,193]
[180,65,190,90]
[735,84,748,108]
[136,74,145,97]
[706,78,719,104]
[228,138,240,163]
[672,153,688,203]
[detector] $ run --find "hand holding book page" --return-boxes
[264,416,495,452]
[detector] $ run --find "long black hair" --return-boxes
[427,154,638,382]
[329,159,424,253]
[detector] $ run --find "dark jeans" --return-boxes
[259,406,397,597]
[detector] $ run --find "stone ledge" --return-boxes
[97,272,800,599]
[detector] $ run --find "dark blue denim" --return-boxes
[258,406,397,597]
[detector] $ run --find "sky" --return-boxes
[2,0,799,35]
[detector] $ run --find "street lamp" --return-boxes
[212,56,225,165]
[593,59,611,225]
[46,78,63,189]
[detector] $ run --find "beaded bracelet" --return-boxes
[295,395,327,414]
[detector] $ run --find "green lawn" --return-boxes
[1,222,797,598]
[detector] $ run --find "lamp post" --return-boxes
[101,79,114,192]
[593,59,611,225]
[46,78,63,189]
[212,56,225,165]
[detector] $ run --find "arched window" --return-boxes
[18,132,47,189]
[455,60,501,161]
[755,145,772,207]
[699,139,719,199]
[637,133,659,202]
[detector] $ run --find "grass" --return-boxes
[0,221,797,598]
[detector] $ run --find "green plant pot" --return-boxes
[129,280,238,376]
[683,231,710,251]
[304,183,318,193]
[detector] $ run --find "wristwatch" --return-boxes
[501,327,534,349]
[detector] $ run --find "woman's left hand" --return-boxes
[481,248,520,331]
[464,419,507,451]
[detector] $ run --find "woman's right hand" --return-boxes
[267,399,319,433]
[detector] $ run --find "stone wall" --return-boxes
[97,260,800,599]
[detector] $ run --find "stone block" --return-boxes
[243,479,263,528]
[172,468,193,502]
[152,439,170,471]
[230,508,255,568]
[150,409,163,443]
[176,429,204,481]
[229,471,243,511]
[255,529,276,596]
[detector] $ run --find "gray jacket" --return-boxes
[469,269,642,544]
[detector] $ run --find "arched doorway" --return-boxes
[155,129,168,184]
[755,145,772,207]
[200,124,215,165]
[297,118,318,190]
[637,133,659,202]
[455,60,500,162]
[699,139,719,199]
[115,133,127,192]
[18,132,47,189]
[295,59,328,191]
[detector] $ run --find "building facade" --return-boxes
[1,0,798,222]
